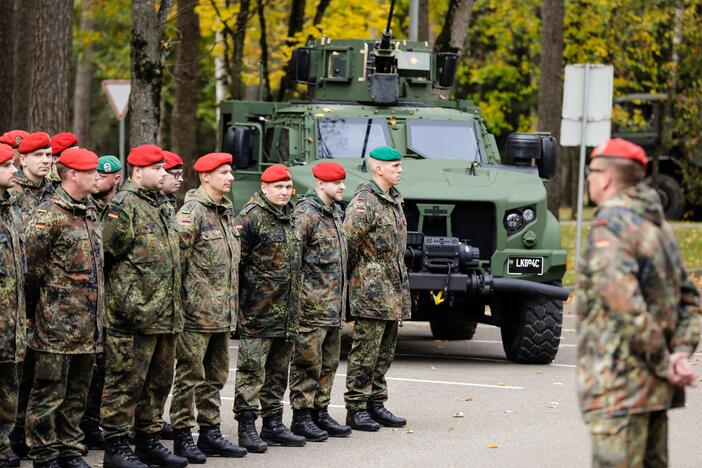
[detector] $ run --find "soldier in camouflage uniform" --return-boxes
[233,163,305,452]
[169,153,247,462]
[576,138,701,468]
[160,151,183,211]
[0,130,29,166]
[23,148,104,468]
[90,155,122,215]
[344,146,410,432]
[0,145,24,468]
[289,162,351,441]
[49,133,79,187]
[100,145,187,468]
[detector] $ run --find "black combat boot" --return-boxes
[366,402,406,427]
[32,459,61,468]
[103,437,148,468]
[197,425,247,458]
[312,407,352,437]
[172,428,206,464]
[7,450,20,467]
[80,422,106,450]
[160,422,174,441]
[260,412,306,447]
[134,433,188,467]
[290,409,328,442]
[10,439,28,459]
[346,410,380,432]
[237,412,267,454]
[57,457,91,468]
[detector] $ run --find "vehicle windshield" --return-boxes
[407,120,480,161]
[317,118,391,158]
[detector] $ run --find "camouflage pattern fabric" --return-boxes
[24,186,104,354]
[170,331,230,429]
[9,351,34,453]
[177,187,240,332]
[344,318,398,411]
[90,195,107,218]
[0,190,26,363]
[233,337,294,419]
[8,170,55,224]
[80,352,105,429]
[289,325,341,410]
[25,351,94,463]
[343,180,411,321]
[101,332,176,440]
[0,363,18,463]
[237,191,301,338]
[101,179,182,335]
[293,190,347,327]
[587,411,668,468]
[575,183,701,423]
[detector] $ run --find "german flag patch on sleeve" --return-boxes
[107,211,119,219]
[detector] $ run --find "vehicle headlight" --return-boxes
[504,205,537,234]
[505,212,523,232]
[522,208,535,222]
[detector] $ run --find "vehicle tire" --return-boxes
[499,285,563,364]
[430,316,478,340]
[649,174,684,220]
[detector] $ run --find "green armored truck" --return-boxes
[218,4,569,364]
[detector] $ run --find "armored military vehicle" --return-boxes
[218,1,569,364]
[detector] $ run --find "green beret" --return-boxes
[98,155,122,174]
[369,146,401,161]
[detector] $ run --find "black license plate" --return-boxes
[507,256,544,275]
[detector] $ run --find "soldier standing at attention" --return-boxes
[289,162,351,441]
[343,146,410,432]
[50,133,79,186]
[23,148,104,468]
[90,156,123,215]
[161,151,184,209]
[0,144,24,468]
[576,138,701,467]
[170,153,247,462]
[233,163,304,452]
[100,145,187,468]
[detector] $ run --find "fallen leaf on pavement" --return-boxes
[453,411,465,418]
[454,397,474,401]
[553,382,564,386]
[487,444,499,449]
[547,401,559,408]
[536,370,544,374]
[504,410,513,414]
[496,383,507,387]
[406,429,414,434]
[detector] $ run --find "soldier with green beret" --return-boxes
[91,156,122,215]
[343,146,410,432]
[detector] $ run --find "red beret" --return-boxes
[127,144,164,167]
[18,132,51,154]
[0,130,30,148]
[58,147,99,171]
[261,164,291,183]
[591,138,648,167]
[163,151,184,170]
[312,161,346,181]
[0,144,14,164]
[51,132,78,156]
[194,152,233,173]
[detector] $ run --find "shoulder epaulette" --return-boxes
[240,204,256,215]
[111,191,129,205]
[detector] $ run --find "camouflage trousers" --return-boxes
[0,362,19,463]
[233,337,294,420]
[101,332,176,440]
[9,349,34,450]
[26,351,94,463]
[587,411,668,468]
[289,325,341,410]
[80,352,104,430]
[170,331,230,430]
[344,318,398,411]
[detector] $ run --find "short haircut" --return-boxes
[127,164,135,177]
[601,158,646,187]
[56,162,70,180]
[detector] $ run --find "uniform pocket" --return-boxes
[371,218,395,252]
[64,231,92,273]
[0,233,10,276]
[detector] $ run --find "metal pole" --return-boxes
[409,0,419,41]
[119,117,126,178]
[574,64,591,270]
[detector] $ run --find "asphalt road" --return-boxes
[30,303,702,468]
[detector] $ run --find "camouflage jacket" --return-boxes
[294,190,347,327]
[24,186,104,354]
[9,170,55,224]
[91,195,108,218]
[237,191,301,338]
[177,187,240,332]
[101,179,183,335]
[0,190,26,363]
[344,180,411,321]
[575,183,701,422]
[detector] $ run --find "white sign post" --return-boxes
[559,64,614,269]
[101,80,131,174]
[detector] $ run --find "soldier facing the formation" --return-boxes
[576,138,701,467]
[343,146,410,432]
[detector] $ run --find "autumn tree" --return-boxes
[11,0,35,130]
[434,0,473,55]
[74,0,96,146]
[0,0,14,131]
[276,0,307,101]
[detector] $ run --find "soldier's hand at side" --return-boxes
[667,351,697,387]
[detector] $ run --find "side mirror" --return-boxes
[436,52,458,89]
[538,136,557,180]
[504,132,540,166]
[291,47,311,83]
[223,126,254,169]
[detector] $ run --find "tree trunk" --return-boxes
[30,0,72,133]
[11,0,34,130]
[434,0,473,55]
[418,0,431,42]
[536,0,564,218]
[276,0,307,101]
[130,0,173,146]
[228,0,251,100]
[0,0,14,131]
[172,0,200,199]
[73,0,95,146]
[257,0,271,100]
[313,0,331,26]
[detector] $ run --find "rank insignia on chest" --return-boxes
[107,211,119,219]
[34,222,47,228]
[356,207,366,213]
[180,219,192,225]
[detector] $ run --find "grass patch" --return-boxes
[561,222,702,286]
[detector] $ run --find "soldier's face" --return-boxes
[93,172,120,195]
[162,169,183,195]
[262,180,293,207]
[586,160,611,206]
[73,169,100,197]
[378,160,402,187]
[0,160,18,189]
[20,148,52,180]
[320,179,346,202]
[206,164,234,195]
[138,163,167,191]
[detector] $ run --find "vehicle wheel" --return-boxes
[499,285,563,364]
[430,316,478,340]
[649,174,684,220]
